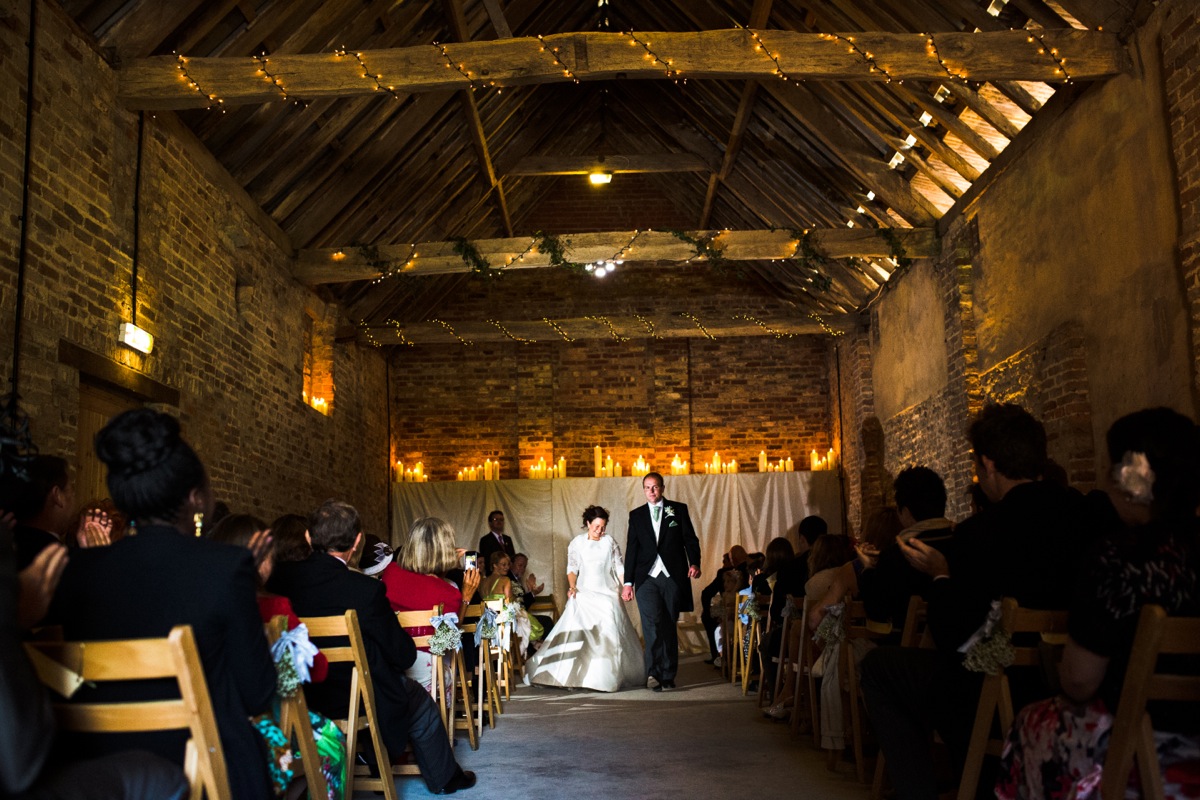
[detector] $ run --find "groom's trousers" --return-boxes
[636,573,681,681]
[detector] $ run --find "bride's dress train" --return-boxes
[523,534,645,692]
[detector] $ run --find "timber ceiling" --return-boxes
[62,0,1138,344]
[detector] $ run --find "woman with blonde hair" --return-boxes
[383,517,479,692]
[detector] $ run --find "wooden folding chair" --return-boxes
[841,598,890,783]
[265,616,331,800]
[759,613,790,708]
[298,610,408,800]
[484,599,514,705]
[1101,604,1200,800]
[26,625,231,800]
[957,598,1069,800]
[445,640,478,750]
[735,604,761,696]
[527,595,560,624]
[790,596,824,747]
[872,595,930,800]
[394,606,446,716]
[459,603,501,733]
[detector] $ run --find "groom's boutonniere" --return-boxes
[665,506,678,526]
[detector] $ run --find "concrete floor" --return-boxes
[359,654,871,799]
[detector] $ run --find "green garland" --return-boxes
[532,231,586,273]
[783,228,834,293]
[451,236,502,279]
[666,229,729,271]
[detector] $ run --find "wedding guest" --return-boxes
[478,510,515,575]
[481,551,514,601]
[385,518,479,693]
[803,533,859,757]
[762,516,827,719]
[753,537,796,696]
[807,508,902,633]
[6,455,74,569]
[859,467,954,634]
[49,409,277,800]
[267,500,475,794]
[208,513,344,798]
[862,404,1100,800]
[510,553,549,644]
[997,408,1200,799]
[271,513,313,563]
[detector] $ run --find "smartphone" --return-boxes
[462,551,479,571]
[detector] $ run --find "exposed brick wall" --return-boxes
[0,2,389,531]
[390,334,833,482]
[829,331,884,535]
[1162,1,1200,394]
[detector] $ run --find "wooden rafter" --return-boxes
[360,313,838,345]
[294,227,938,284]
[119,29,1128,109]
[443,0,513,237]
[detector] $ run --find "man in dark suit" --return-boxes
[10,455,74,570]
[267,500,475,795]
[477,510,515,575]
[622,472,701,690]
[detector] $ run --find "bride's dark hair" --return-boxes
[95,408,207,522]
[582,505,609,527]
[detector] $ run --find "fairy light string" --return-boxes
[625,31,680,80]
[504,239,537,268]
[432,319,473,346]
[677,312,715,340]
[254,54,290,101]
[808,312,846,337]
[923,33,968,82]
[543,318,575,342]
[633,313,662,340]
[488,320,536,343]
[820,33,894,83]
[733,314,794,339]
[610,229,644,262]
[335,47,401,99]
[737,26,796,83]
[585,316,630,342]
[433,42,482,90]
[1027,31,1072,83]
[536,35,579,83]
[175,53,223,110]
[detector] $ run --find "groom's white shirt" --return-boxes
[648,501,669,578]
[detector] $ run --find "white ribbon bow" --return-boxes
[271,623,320,684]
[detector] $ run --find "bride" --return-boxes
[524,505,645,692]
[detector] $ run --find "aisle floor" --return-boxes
[357,655,871,799]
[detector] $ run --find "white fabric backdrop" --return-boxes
[390,472,843,631]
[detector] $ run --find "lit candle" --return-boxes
[682,460,688,474]
[559,456,566,478]
[758,450,767,472]
[405,468,413,482]
[606,455,613,477]
[615,462,622,478]
[493,460,500,480]
[482,459,490,480]
[594,446,603,478]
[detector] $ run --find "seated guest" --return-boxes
[481,551,513,601]
[267,500,475,795]
[10,455,75,569]
[763,515,826,719]
[510,553,551,643]
[997,408,1200,799]
[752,537,795,695]
[381,518,479,693]
[803,533,859,756]
[208,513,343,798]
[808,507,903,632]
[862,403,1102,800]
[48,409,277,800]
[0,503,187,799]
[858,467,954,634]
[271,513,313,564]
[702,544,752,666]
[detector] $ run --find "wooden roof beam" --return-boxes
[359,313,839,345]
[295,227,939,284]
[119,29,1128,109]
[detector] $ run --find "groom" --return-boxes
[622,472,701,691]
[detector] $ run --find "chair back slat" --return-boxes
[264,615,331,800]
[26,625,231,800]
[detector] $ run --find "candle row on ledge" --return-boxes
[393,460,428,482]
[758,451,795,473]
[704,452,739,474]
[528,456,567,480]
[811,449,839,471]
[458,458,501,481]
[669,454,689,476]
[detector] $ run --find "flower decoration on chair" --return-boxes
[959,599,1015,675]
[428,612,463,656]
[473,606,499,646]
[271,623,320,697]
[737,587,759,625]
[814,602,846,647]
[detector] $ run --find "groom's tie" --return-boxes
[652,505,661,524]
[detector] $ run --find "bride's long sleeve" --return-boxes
[609,536,625,586]
[567,536,582,576]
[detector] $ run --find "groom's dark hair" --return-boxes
[644,471,664,488]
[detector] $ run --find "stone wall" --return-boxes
[0,2,389,531]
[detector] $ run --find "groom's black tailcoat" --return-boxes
[623,500,701,613]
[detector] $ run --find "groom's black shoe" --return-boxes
[661,680,676,690]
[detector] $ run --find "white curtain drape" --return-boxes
[391,471,843,633]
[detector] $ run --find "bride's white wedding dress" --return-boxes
[524,533,645,692]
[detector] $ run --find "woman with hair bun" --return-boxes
[50,409,277,800]
[523,505,644,692]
